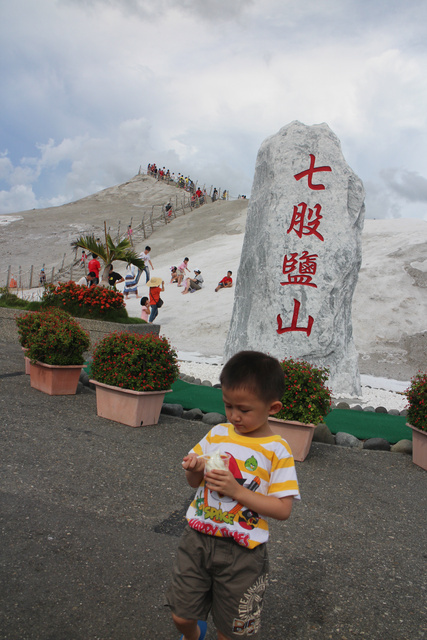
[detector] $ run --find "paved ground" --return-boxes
[1,343,426,640]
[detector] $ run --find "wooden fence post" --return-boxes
[29,265,33,289]
[6,265,11,288]
[51,267,55,283]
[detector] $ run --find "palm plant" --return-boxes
[72,222,145,285]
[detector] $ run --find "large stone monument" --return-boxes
[224,121,365,396]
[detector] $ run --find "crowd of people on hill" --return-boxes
[147,162,227,204]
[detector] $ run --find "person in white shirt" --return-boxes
[76,272,96,287]
[136,246,154,283]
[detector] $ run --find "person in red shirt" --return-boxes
[88,254,101,284]
[147,277,165,323]
[195,187,204,204]
[215,270,233,292]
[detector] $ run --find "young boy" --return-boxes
[137,246,154,283]
[166,351,300,640]
[215,271,233,292]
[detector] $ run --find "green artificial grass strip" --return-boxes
[324,409,411,444]
[83,362,92,376]
[167,378,226,414]
[167,380,411,443]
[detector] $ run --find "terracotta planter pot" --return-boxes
[29,361,83,395]
[268,417,316,462]
[407,423,427,471]
[22,347,30,375]
[90,379,172,428]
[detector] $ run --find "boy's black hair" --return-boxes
[220,351,285,403]
[145,246,151,251]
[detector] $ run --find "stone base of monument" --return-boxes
[268,417,316,462]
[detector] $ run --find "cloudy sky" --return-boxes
[1,0,427,219]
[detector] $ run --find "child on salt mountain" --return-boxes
[139,296,150,322]
[166,350,300,640]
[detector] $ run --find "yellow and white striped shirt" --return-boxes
[186,423,300,549]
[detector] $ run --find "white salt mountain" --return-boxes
[225,121,365,396]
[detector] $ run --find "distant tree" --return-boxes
[72,222,145,286]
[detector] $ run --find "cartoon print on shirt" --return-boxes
[245,455,258,472]
[202,452,261,530]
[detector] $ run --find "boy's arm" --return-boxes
[182,453,205,488]
[205,470,294,521]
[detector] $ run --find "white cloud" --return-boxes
[381,168,427,203]
[1,0,427,217]
[0,185,37,213]
[0,154,14,181]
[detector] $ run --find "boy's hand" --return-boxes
[182,453,205,474]
[205,469,239,499]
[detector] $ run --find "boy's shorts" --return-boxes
[166,526,269,638]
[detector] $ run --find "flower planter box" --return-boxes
[22,347,30,374]
[268,417,316,462]
[407,423,427,471]
[30,361,83,395]
[90,379,172,428]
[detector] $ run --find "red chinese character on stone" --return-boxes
[276,299,314,336]
[294,154,332,191]
[281,251,318,288]
[287,203,324,241]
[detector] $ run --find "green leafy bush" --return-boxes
[91,332,179,392]
[18,308,90,366]
[273,358,332,424]
[0,289,30,308]
[16,311,41,348]
[406,372,427,432]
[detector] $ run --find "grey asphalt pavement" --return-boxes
[1,343,426,640]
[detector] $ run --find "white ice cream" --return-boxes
[204,450,228,472]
